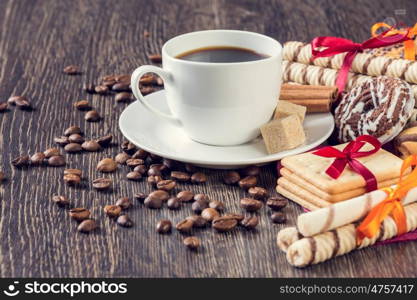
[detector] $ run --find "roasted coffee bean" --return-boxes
[248,187,268,200]
[167,197,181,209]
[121,141,137,154]
[183,236,200,250]
[149,153,162,162]
[85,110,101,122]
[209,200,224,211]
[240,216,259,229]
[147,175,163,186]
[140,86,155,95]
[48,155,66,166]
[115,74,130,83]
[64,143,83,153]
[171,171,190,182]
[112,82,131,92]
[96,134,113,147]
[177,190,194,202]
[186,215,207,228]
[184,163,197,173]
[271,212,286,224]
[133,164,147,174]
[11,155,30,167]
[222,213,245,222]
[64,126,82,136]
[156,219,172,234]
[64,173,81,185]
[97,158,117,172]
[117,214,133,227]
[212,217,237,232]
[126,158,144,168]
[54,136,70,146]
[64,169,82,176]
[193,193,209,203]
[104,205,122,218]
[127,171,142,181]
[148,164,166,176]
[191,172,207,184]
[162,158,178,169]
[115,152,130,164]
[0,102,8,112]
[102,76,117,87]
[192,200,209,214]
[69,208,90,222]
[102,75,117,82]
[92,177,112,190]
[240,198,263,212]
[82,140,101,152]
[149,190,170,202]
[68,133,85,144]
[139,73,158,85]
[63,65,81,75]
[0,171,5,182]
[77,219,97,233]
[44,147,60,158]
[83,83,96,94]
[266,197,288,211]
[52,195,70,207]
[241,165,260,177]
[30,152,45,165]
[224,171,240,185]
[238,176,257,189]
[74,100,91,110]
[115,92,132,102]
[201,208,219,222]
[131,149,148,160]
[176,219,194,233]
[148,54,162,63]
[134,192,147,202]
[94,85,109,95]
[116,197,133,210]
[156,179,176,191]
[15,97,31,109]
[144,190,169,209]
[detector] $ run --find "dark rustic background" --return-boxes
[1,0,417,278]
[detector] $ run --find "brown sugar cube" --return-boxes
[274,100,306,123]
[261,115,306,154]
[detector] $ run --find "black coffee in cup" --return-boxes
[176,46,269,63]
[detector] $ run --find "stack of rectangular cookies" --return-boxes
[276,143,406,211]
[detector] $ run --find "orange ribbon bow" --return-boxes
[356,155,417,245]
[371,22,417,60]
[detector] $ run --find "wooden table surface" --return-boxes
[1,0,417,278]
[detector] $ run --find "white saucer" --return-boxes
[119,90,334,169]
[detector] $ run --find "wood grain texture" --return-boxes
[0,0,417,278]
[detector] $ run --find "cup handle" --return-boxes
[131,65,181,127]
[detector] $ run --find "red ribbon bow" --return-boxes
[311,31,409,94]
[312,135,382,192]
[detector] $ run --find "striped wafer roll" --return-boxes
[283,41,417,84]
[276,227,303,252]
[285,202,417,267]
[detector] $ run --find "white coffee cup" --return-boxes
[131,30,282,146]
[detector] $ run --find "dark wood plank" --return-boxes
[0,0,417,278]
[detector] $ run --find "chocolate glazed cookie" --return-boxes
[335,76,415,144]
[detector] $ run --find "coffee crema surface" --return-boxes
[176,46,269,63]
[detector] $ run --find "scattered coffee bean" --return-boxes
[271,212,286,224]
[115,152,130,164]
[132,149,148,160]
[52,195,70,207]
[162,158,178,169]
[77,219,97,233]
[134,192,147,202]
[140,86,155,95]
[133,164,147,174]
[104,205,122,218]
[126,158,144,168]
[94,85,109,95]
[14,96,31,110]
[222,213,245,222]
[186,215,207,228]
[149,190,170,201]
[117,214,133,227]
[127,171,142,181]
[102,74,117,82]
[63,65,81,75]
[185,163,197,173]
[85,110,101,122]
[148,53,162,63]
[241,165,260,177]
[191,172,207,184]
[64,173,81,185]
[201,208,219,222]
[0,102,8,112]
[11,155,30,167]
[74,100,91,110]
[248,187,268,200]
[192,200,209,214]
[115,92,132,103]
[167,197,181,209]
[96,134,113,147]
[238,176,257,189]
[240,198,263,212]
[144,191,167,209]
[44,147,60,158]
[0,171,4,182]
[139,74,158,85]
[83,83,96,94]
[30,152,45,165]
[97,158,117,172]
[64,143,83,153]
[224,171,240,185]
[147,175,163,186]
[148,164,165,176]
[121,141,137,154]
[82,140,101,152]
[7,96,20,105]
[183,236,200,250]
[48,155,66,167]
[156,219,172,234]
[92,177,112,190]
[171,171,190,182]
[266,197,288,211]
[240,216,259,229]
[64,168,82,176]
[176,219,194,233]
[54,136,70,146]
[156,179,176,191]
[116,197,133,210]
[68,133,85,144]
[177,190,194,202]
[209,200,224,211]
[149,153,162,162]
[64,126,82,136]
[212,217,237,232]
[115,74,130,83]
[194,194,209,203]
[69,208,90,222]
[112,82,131,92]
